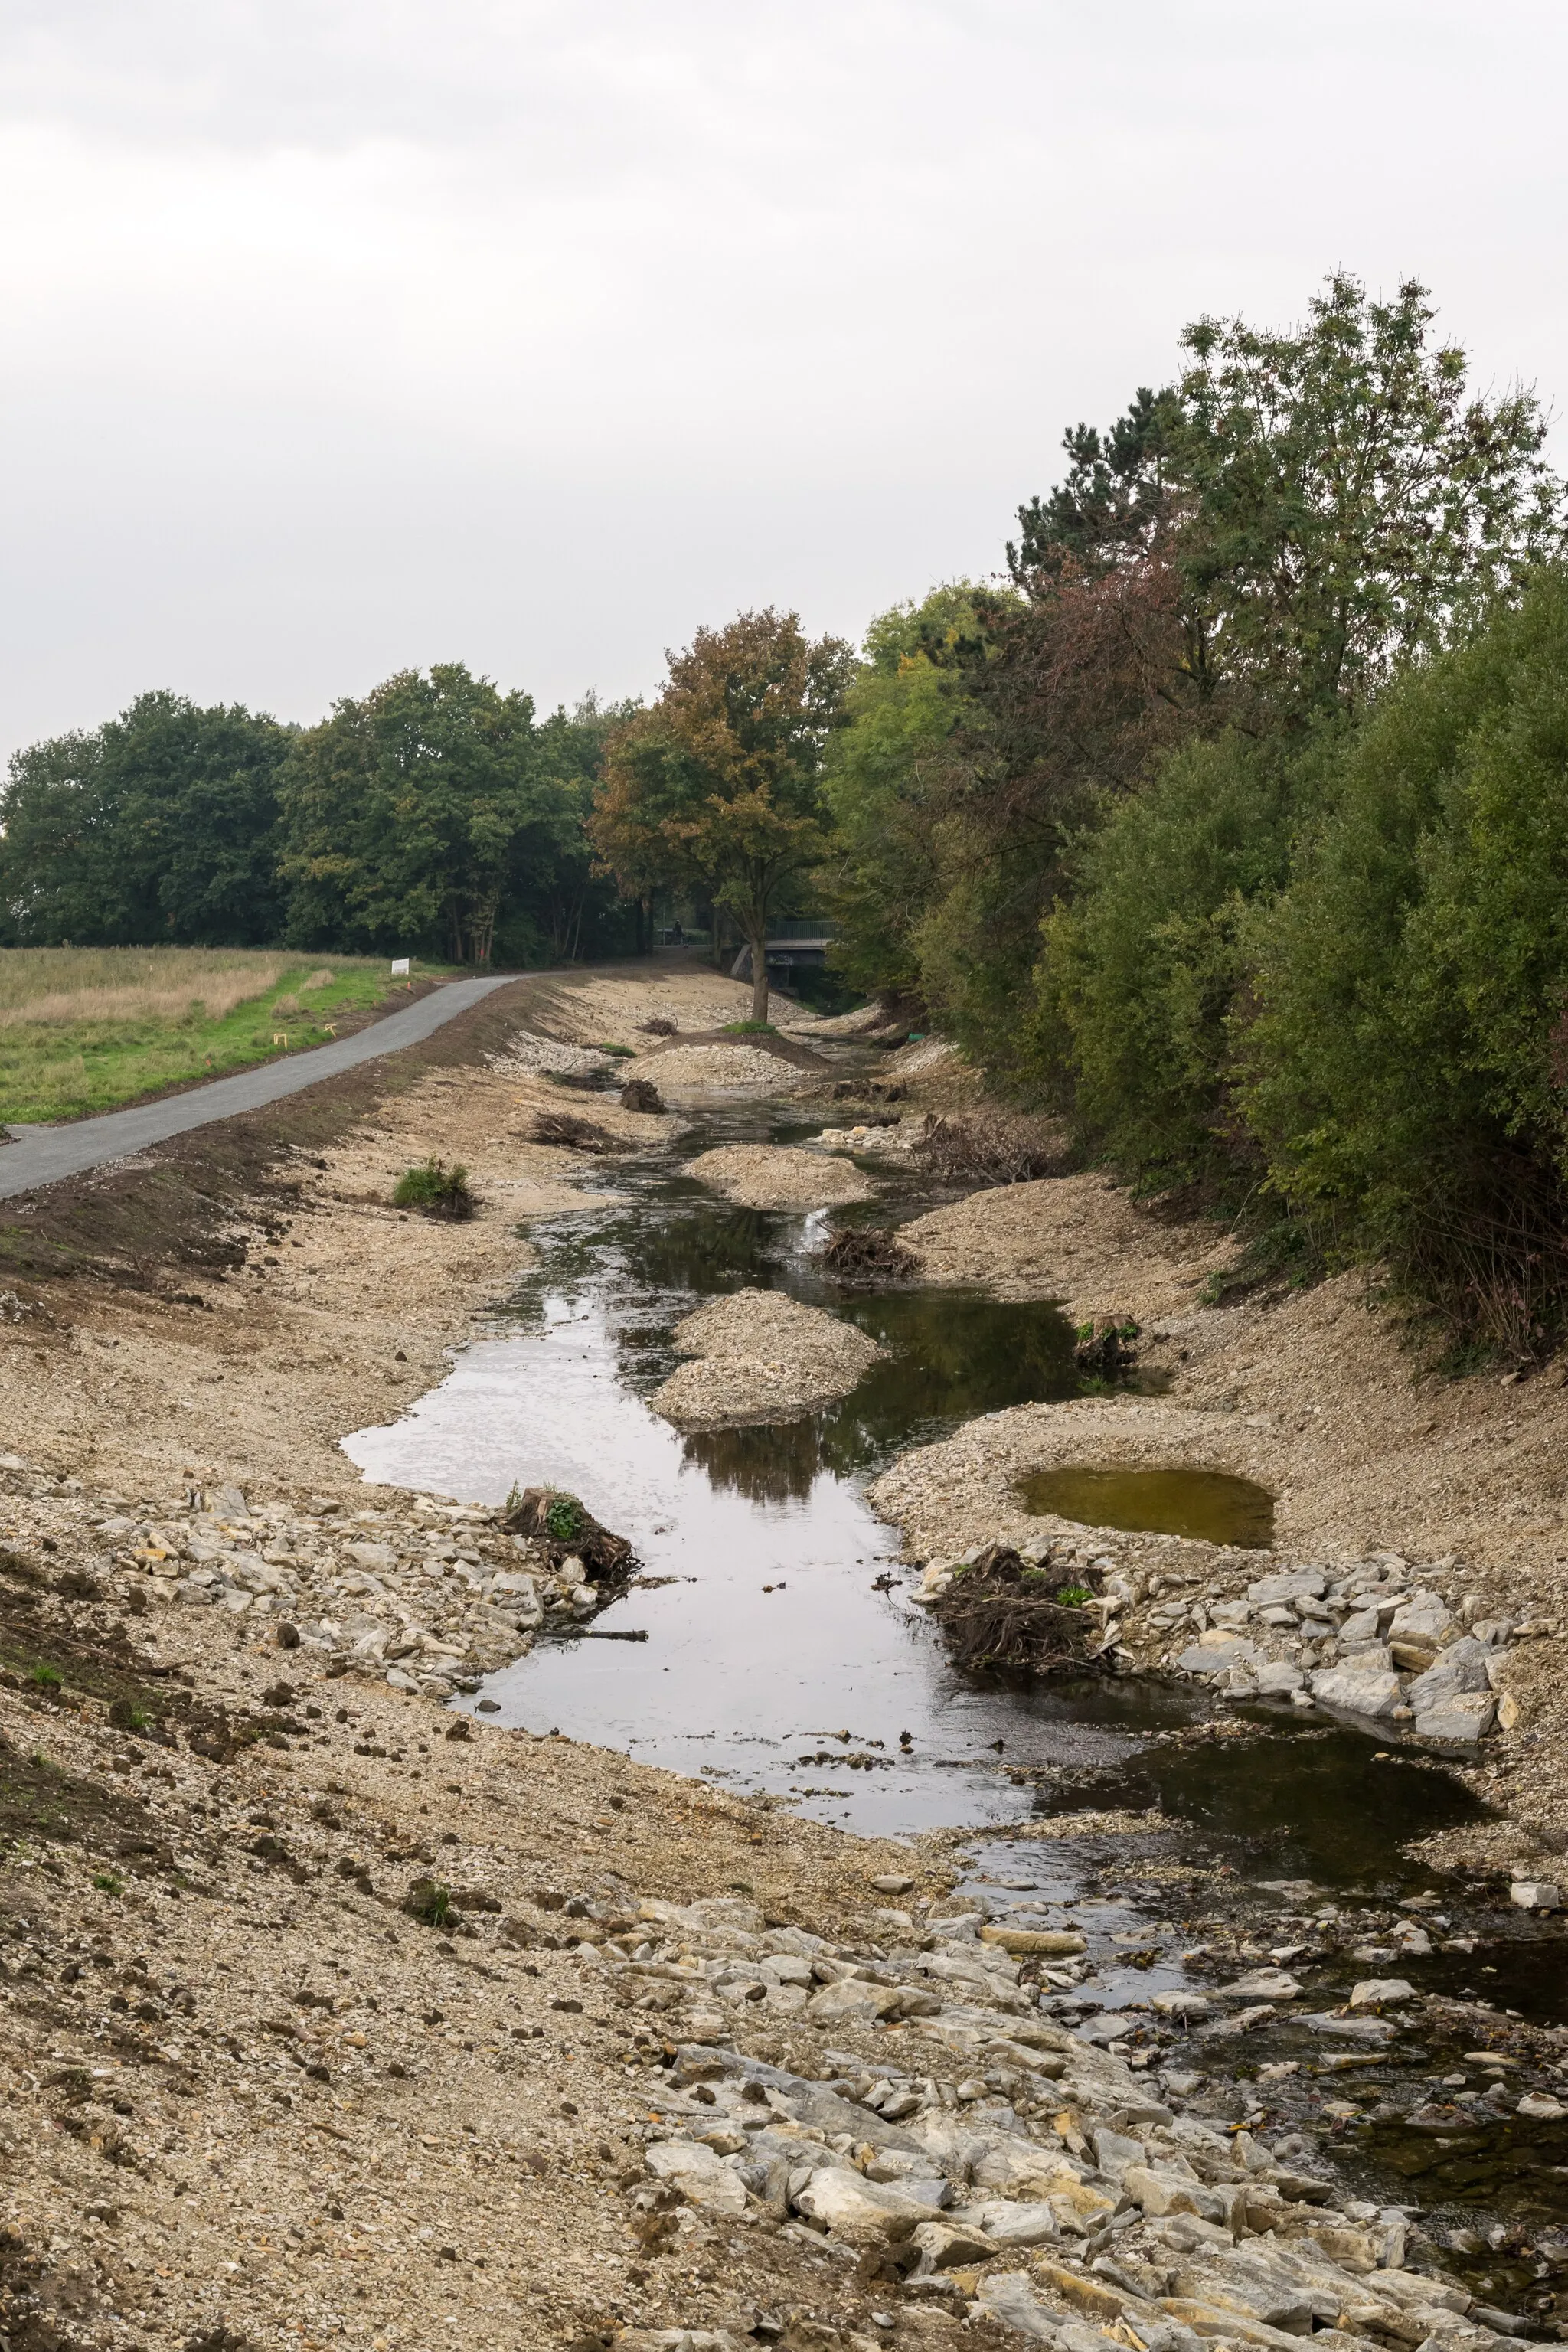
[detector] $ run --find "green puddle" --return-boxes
[1018,1462,1276,1547]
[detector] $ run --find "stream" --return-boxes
[345,1083,1568,2256]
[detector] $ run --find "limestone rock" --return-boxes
[1388,1592,1454,1645]
[1510,1880,1561,1912]
[1348,1978,1416,2009]
[1246,1569,1327,1608]
[804,1978,905,2026]
[644,2138,749,2215]
[1406,1637,1491,1713]
[792,2165,947,2243]
[1415,1691,1496,1742]
[1307,1665,1403,1720]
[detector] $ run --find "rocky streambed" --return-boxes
[315,1080,1568,2343]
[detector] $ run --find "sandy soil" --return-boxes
[649,1290,886,1430]
[900,1175,1236,1318]
[0,964,770,1501]
[686,1146,879,1212]
[0,960,992,2352]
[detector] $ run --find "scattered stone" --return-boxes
[1510,1880,1562,1912]
[1348,1978,1417,2010]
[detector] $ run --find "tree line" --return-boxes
[0,671,642,969]
[8,269,1568,1351]
[815,273,1568,1358]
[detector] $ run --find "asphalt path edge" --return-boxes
[0,975,519,1203]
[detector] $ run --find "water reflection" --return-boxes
[1040,1714,1483,1886]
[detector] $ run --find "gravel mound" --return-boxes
[649,1288,885,1429]
[626,1042,798,1089]
[492,1028,609,1076]
[685,1142,878,1209]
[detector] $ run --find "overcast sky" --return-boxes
[2,0,1566,754]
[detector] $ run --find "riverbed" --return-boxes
[344,1085,1568,2252]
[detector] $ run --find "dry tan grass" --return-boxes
[0,946,291,1029]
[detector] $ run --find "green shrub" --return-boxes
[1037,727,1335,1190]
[1242,569,1568,1354]
[544,1494,583,1542]
[28,1663,62,1692]
[404,1877,454,1928]
[391,1158,474,1220]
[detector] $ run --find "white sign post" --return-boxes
[390,957,410,978]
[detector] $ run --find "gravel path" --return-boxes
[0,972,517,1200]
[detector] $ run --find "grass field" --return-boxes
[0,947,446,1123]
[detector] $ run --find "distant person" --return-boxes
[671,920,684,944]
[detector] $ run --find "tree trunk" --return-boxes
[749,939,770,1024]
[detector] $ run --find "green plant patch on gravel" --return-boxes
[0,947,448,1123]
[391,1157,474,1218]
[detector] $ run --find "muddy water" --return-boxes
[1019,1462,1276,1548]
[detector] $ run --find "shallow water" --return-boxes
[345,1123,1174,1834]
[1018,1462,1277,1547]
[343,1085,1567,2238]
[346,1093,1472,1878]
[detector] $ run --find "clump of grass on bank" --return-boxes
[391,1158,475,1219]
[0,946,443,1123]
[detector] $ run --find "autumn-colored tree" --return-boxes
[591,609,853,1021]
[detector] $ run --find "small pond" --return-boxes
[1018,1462,1276,1548]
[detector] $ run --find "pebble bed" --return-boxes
[84,1478,593,1698]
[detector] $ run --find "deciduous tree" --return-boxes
[591,610,853,1021]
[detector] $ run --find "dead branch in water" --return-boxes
[930,1544,1106,1675]
[528,1110,630,1154]
[823,1225,919,1282]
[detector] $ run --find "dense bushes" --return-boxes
[822,276,1568,1351]
[1242,573,1568,1351]
[1037,728,1338,1187]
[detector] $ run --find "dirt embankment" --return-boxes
[851,1068,1568,1873]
